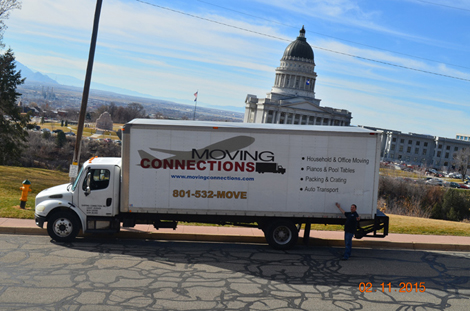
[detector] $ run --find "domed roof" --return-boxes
[282,26,314,61]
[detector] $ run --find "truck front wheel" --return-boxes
[47,211,80,242]
[265,220,298,250]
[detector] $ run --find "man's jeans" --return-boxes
[343,232,354,259]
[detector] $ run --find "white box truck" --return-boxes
[35,120,388,249]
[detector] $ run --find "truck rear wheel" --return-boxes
[265,220,298,250]
[47,211,80,243]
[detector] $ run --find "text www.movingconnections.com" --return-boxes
[171,174,255,182]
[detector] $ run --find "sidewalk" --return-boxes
[0,217,469,251]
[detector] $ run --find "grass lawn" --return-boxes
[37,122,123,140]
[1,165,469,236]
[0,166,69,218]
[386,214,470,236]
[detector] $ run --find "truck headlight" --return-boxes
[36,205,45,213]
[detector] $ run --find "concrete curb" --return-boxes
[1,226,469,252]
[0,227,47,236]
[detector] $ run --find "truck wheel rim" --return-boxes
[273,226,291,245]
[53,218,73,237]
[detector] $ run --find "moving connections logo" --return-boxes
[138,136,286,174]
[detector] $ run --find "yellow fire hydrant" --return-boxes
[20,179,32,209]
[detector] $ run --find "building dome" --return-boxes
[282,26,314,61]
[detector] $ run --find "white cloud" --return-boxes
[315,39,470,78]
[319,77,470,138]
[8,0,96,31]
[254,0,468,51]
[4,0,469,139]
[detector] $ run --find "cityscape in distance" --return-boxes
[15,61,244,123]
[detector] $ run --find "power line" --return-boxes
[135,0,289,40]
[316,46,470,82]
[198,0,470,71]
[197,0,296,29]
[136,0,470,82]
[416,0,470,12]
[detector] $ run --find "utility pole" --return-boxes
[69,0,103,181]
[193,91,198,120]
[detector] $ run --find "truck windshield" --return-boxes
[71,166,84,191]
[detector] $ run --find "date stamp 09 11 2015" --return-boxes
[359,282,426,293]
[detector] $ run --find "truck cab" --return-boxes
[35,157,121,242]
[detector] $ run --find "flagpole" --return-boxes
[193,90,198,120]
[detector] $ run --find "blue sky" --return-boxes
[3,0,470,138]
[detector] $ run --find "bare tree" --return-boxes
[453,148,470,181]
[125,102,146,121]
[0,0,21,45]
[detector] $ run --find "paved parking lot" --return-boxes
[0,235,469,310]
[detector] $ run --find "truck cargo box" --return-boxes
[121,120,381,220]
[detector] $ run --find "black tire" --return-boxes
[265,220,298,250]
[47,211,80,242]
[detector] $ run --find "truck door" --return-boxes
[78,168,116,217]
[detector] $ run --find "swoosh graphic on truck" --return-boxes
[138,136,255,162]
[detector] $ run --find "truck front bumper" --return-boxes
[35,215,46,228]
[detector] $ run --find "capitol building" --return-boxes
[244,27,352,127]
[244,27,470,170]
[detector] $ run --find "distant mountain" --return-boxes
[15,61,158,99]
[45,72,157,99]
[44,73,82,88]
[15,62,58,84]
[204,103,244,114]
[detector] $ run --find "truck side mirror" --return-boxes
[85,172,92,196]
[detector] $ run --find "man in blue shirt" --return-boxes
[335,202,360,260]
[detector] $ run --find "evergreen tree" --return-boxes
[0,49,27,165]
[441,189,470,221]
[430,202,443,220]
[55,131,66,148]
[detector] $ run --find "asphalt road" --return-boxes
[0,234,469,310]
